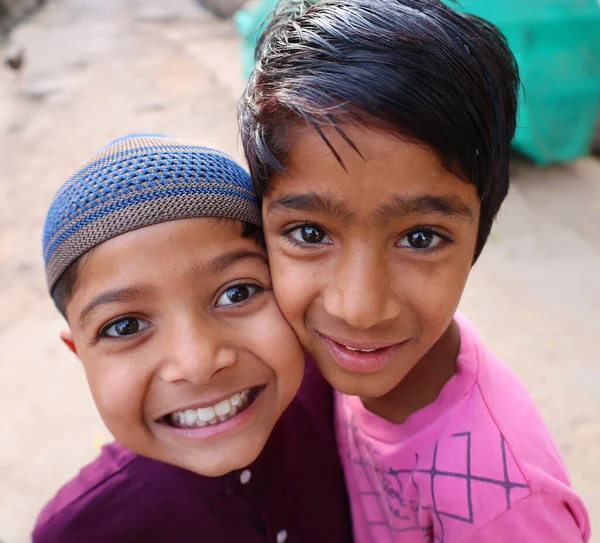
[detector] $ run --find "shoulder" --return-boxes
[298,354,333,403]
[32,442,218,543]
[265,354,337,457]
[456,313,568,480]
[454,313,590,536]
[457,310,565,468]
[33,442,138,539]
[285,354,335,432]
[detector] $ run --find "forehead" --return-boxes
[67,218,265,316]
[267,123,479,220]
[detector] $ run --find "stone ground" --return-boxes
[0,0,598,541]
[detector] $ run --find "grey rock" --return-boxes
[0,0,46,36]
[197,0,246,19]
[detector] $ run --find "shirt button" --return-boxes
[276,530,288,543]
[239,469,252,485]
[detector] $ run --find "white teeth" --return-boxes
[184,409,198,425]
[169,387,256,429]
[214,399,232,417]
[346,346,377,353]
[173,412,185,426]
[197,406,216,422]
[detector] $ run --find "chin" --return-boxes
[316,365,372,396]
[191,443,265,477]
[337,378,393,399]
[317,357,408,398]
[190,461,242,478]
[173,454,251,478]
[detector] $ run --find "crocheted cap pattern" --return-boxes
[43,134,260,293]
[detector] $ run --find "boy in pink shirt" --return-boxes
[335,312,587,542]
[239,0,591,541]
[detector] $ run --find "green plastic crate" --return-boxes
[235,0,600,163]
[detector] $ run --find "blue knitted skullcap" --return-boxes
[43,134,260,293]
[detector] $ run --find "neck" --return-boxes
[361,320,460,424]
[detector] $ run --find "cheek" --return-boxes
[402,257,471,326]
[267,252,321,325]
[235,302,304,389]
[81,353,148,429]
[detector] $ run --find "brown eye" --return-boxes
[398,229,445,251]
[409,230,434,249]
[301,226,324,243]
[288,224,331,245]
[101,317,150,338]
[216,284,262,307]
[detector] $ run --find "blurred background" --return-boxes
[0,0,598,541]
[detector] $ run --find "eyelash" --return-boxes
[98,315,150,342]
[214,282,267,308]
[281,222,331,250]
[400,226,453,254]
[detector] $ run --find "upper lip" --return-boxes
[318,332,402,351]
[156,384,264,419]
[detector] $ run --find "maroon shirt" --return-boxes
[33,358,353,542]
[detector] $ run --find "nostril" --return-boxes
[324,290,401,330]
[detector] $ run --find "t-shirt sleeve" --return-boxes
[460,493,589,543]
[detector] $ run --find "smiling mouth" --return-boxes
[318,332,401,353]
[339,345,384,353]
[163,386,265,429]
[316,332,407,373]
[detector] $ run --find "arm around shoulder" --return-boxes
[460,492,590,543]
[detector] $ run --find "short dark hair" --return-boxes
[239,0,520,260]
[52,221,265,320]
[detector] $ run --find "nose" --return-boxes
[323,250,402,329]
[158,315,237,385]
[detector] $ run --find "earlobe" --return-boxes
[60,330,78,355]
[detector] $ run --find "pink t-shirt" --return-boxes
[335,313,590,543]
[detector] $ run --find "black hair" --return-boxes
[52,221,265,320]
[238,0,520,260]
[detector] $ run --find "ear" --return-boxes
[60,329,78,355]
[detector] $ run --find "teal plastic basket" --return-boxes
[235,0,281,79]
[235,0,600,163]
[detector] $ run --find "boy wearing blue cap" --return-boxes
[33,135,353,542]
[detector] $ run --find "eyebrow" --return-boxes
[79,286,151,326]
[267,191,474,226]
[205,249,268,275]
[189,249,269,281]
[266,192,357,225]
[375,194,474,224]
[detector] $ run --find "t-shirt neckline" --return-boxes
[342,313,480,444]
